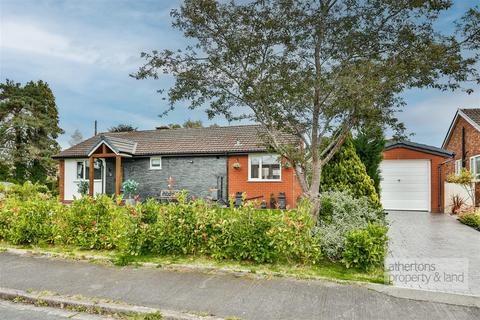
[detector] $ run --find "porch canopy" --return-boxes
[86,135,136,197]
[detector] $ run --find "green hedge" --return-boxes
[0,183,320,264]
[0,183,388,270]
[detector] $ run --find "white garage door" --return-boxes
[379,160,431,211]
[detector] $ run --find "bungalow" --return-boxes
[54,125,303,208]
[442,108,480,209]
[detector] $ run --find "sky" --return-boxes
[0,0,479,150]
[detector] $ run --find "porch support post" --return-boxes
[59,160,65,202]
[88,157,94,196]
[115,155,122,197]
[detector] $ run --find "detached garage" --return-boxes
[381,141,453,213]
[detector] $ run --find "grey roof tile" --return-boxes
[55,125,298,158]
[461,108,480,127]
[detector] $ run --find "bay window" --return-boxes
[248,154,281,181]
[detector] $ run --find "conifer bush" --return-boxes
[321,137,381,207]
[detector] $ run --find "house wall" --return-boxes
[63,158,104,201]
[227,154,303,208]
[383,147,449,213]
[443,116,480,177]
[123,156,228,200]
[443,116,480,207]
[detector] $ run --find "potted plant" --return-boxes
[122,179,139,205]
[77,180,89,197]
[269,193,276,209]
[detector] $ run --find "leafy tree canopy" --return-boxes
[321,136,380,207]
[0,79,63,184]
[134,0,478,218]
[108,124,138,132]
[168,119,205,128]
[182,119,203,128]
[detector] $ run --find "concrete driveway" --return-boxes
[387,211,480,296]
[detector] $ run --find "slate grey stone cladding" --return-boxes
[122,156,228,200]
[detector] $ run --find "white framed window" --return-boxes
[150,157,162,170]
[470,155,480,180]
[76,160,102,180]
[455,159,462,176]
[248,154,281,181]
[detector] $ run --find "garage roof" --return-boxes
[385,141,454,158]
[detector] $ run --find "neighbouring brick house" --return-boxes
[442,108,480,207]
[54,125,303,208]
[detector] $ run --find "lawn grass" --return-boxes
[0,241,385,284]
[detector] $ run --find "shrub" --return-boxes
[147,194,320,264]
[0,182,62,245]
[352,125,385,195]
[54,195,129,249]
[450,194,466,214]
[0,184,324,266]
[316,191,385,260]
[321,136,381,207]
[342,224,388,271]
[458,211,480,230]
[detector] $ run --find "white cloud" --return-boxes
[1,20,100,64]
[0,18,146,70]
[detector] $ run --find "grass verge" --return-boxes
[0,241,385,284]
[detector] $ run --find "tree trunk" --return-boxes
[307,165,322,222]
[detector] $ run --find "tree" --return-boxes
[134,0,478,219]
[108,124,138,132]
[0,79,63,183]
[167,120,205,128]
[69,129,84,146]
[182,119,203,128]
[321,136,380,207]
[353,126,386,194]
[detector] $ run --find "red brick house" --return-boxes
[54,125,303,208]
[442,108,480,207]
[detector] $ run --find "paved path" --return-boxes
[0,300,106,319]
[387,211,480,296]
[0,253,478,320]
